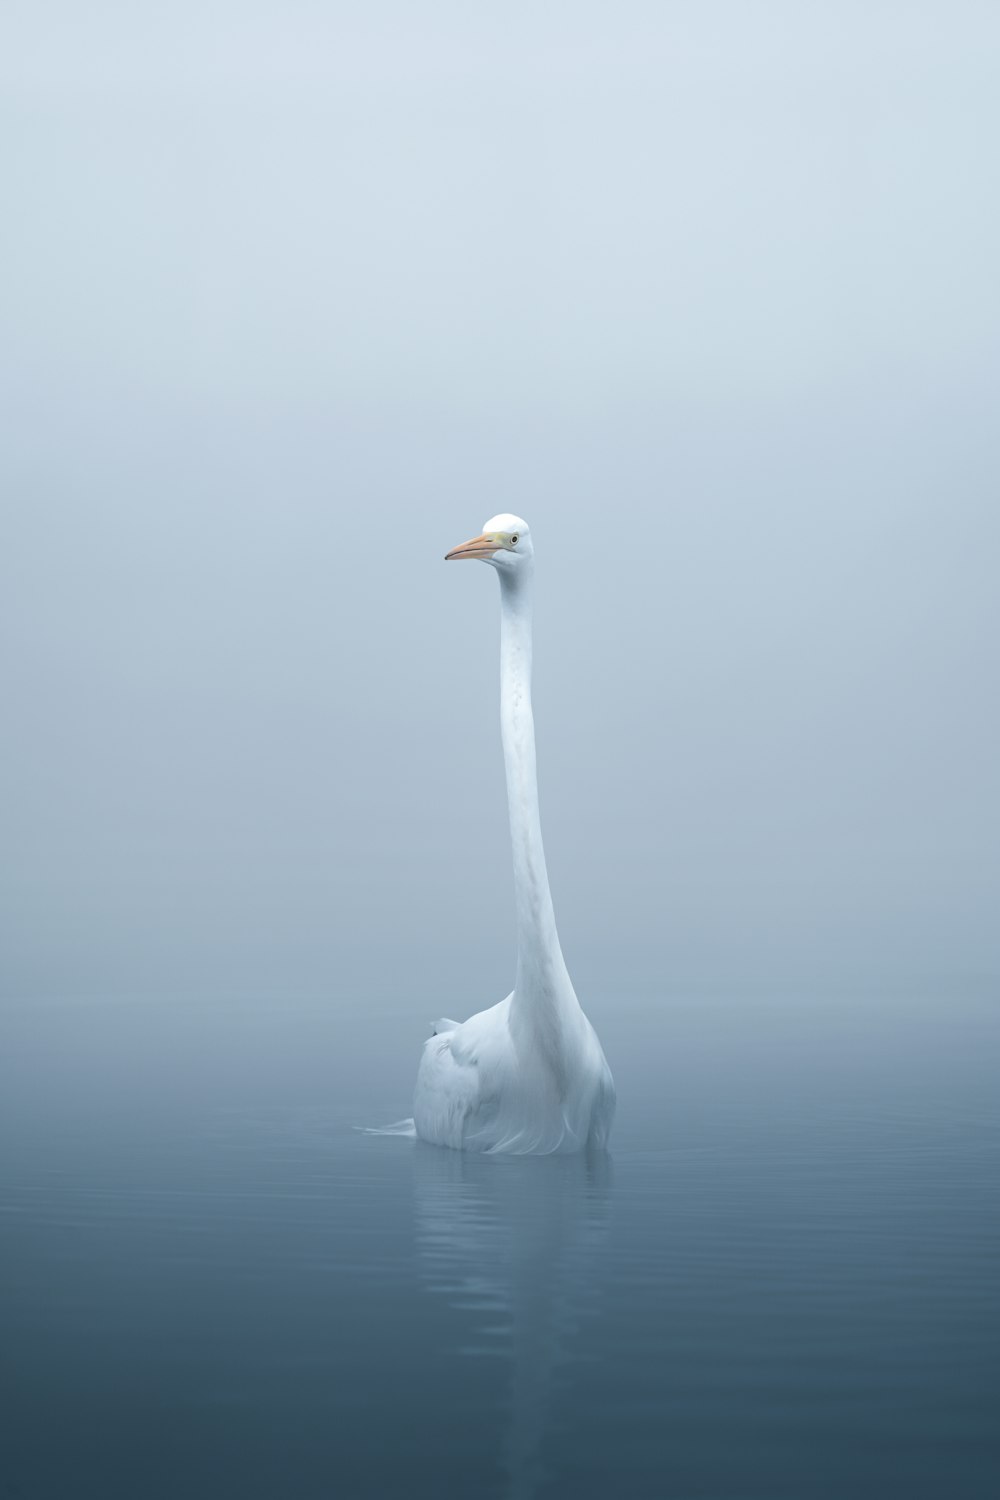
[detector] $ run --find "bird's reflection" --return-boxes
[412,1145,613,1499]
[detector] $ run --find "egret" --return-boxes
[412,515,615,1154]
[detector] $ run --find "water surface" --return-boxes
[1,991,997,1497]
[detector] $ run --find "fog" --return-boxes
[2,1,998,1007]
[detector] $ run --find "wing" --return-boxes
[413,996,512,1150]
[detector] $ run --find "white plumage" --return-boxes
[412,515,615,1155]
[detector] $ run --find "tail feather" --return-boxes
[354,1118,417,1138]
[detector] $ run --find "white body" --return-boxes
[414,519,615,1154]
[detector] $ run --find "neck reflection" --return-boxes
[412,1146,613,1499]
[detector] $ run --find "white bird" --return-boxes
[413,514,615,1155]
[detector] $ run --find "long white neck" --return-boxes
[498,565,576,1024]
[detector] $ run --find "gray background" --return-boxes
[3,1,998,1008]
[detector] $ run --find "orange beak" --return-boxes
[445,532,501,561]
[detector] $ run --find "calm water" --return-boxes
[1,990,997,1498]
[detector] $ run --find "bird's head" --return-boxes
[445,514,532,573]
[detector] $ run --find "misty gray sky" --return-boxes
[2,2,998,1006]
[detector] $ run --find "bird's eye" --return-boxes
[511,534,518,545]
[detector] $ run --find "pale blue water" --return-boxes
[1,990,997,1498]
